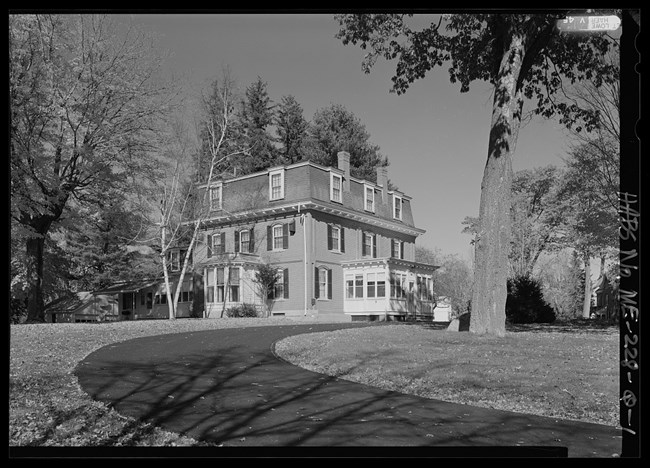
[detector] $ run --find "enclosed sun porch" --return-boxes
[341,257,439,322]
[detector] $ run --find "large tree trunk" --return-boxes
[23,203,66,322]
[25,235,46,322]
[470,36,525,337]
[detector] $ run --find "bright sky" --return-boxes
[126,13,573,261]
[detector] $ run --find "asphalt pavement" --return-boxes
[74,322,623,457]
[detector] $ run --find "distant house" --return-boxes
[45,291,118,323]
[189,152,439,322]
[591,272,618,320]
[91,275,201,321]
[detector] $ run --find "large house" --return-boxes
[191,152,438,322]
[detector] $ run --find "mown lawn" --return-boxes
[10,318,619,447]
[274,321,619,428]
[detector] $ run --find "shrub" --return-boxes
[225,303,259,318]
[506,275,556,324]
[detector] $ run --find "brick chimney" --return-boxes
[337,151,351,191]
[376,165,388,201]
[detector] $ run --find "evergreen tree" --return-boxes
[237,77,278,174]
[303,103,389,181]
[276,95,309,165]
[506,275,556,324]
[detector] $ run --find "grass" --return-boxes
[10,317,619,448]
[274,320,619,428]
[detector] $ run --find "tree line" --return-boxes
[9,14,391,322]
[11,13,620,333]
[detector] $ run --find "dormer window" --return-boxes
[365,185,375,212]
[393,195,402,220]
[269,169,284,200]
[209,183,222,211]
[330,172,342,203]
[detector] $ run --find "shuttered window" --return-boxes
[315,266,332,300]
[327,225,345,252]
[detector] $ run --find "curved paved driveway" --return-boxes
[75,323,621,456]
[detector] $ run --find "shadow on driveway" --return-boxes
[74,323,622,457]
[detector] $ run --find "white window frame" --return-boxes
[212,232,223,254]
[229,266,241,302]
[170,250,180,272]
[367,272,376,298]
[393,194,402,220]
[209,183,222,211]
[392,239,403,259]
[272,224,284,251]
[330,225,341,252]
[345,273,364,299]
[272,268,285,300]
[345,274,355,299]
[239,229,250,253]
[364,185,375,212]
[363,232,374,257]
[377,272,386,298]
[318,267,328,300]
[269,169,285,201]
[390,272,408,299]
[330,172,342,203]
[216,267,225,303]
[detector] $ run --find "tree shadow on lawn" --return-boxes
[71,325,621,456]
[414,317,617,335]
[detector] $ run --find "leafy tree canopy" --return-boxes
[335,12,618,131]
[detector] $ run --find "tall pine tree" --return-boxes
[303,103,388,182]
[236,77,278,174]
[276,95,309,165]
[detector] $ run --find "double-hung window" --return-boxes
[229,267,240,302]
[391,239,404,259]
[345,274,355,299]
[327,224,344,252]
[390,272,407,299]
[170,250,180,272]
[206,269,215,303]
[269,169,284,200]
[210,184,222,211]
[273,225,284,250]
[367,273,376,298]
[331,226,340,251]
[376,272,386,298]
[365,185,375,212]
[315,266,332,300]
[216,267,225,302]
[238,229,251,253]
[355,274,364,298]
[365,272,386,298]
[362,232,377,258]
[393,195,402,220]
[319,268,328,299]
[330,173,342,203]
[270,268,289,299]
[212,233,224,255]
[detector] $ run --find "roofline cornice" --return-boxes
[196,200,426,236]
